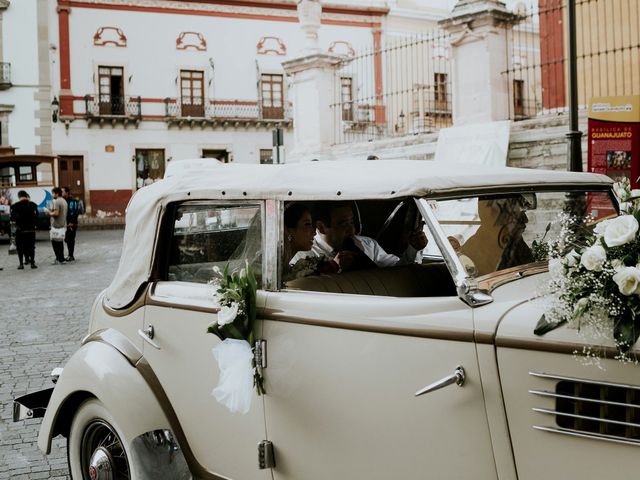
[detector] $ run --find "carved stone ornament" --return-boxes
[327,41,354,58]
[176,32,207,51]
[0,0,9,11]
[94,26,127,47]
[257,36,287,56]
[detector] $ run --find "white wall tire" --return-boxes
[68,398,134,480]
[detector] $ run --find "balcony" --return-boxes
[0,63,11,90]
[84,94,142,127]
[163,98,292,128]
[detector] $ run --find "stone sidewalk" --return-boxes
[0,230,124,479]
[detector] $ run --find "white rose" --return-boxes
[217,302,239,326]
[564,250,580,267]
[604,215,639,247]
[612,267,640,296]
[593,219,611,237]
[548,258,564,279]
[580,245,607,271]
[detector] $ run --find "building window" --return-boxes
[341,77,354,121]
[202,149,230,163]
[433,73,448,111]
[513,79,525,117]
[181,70,205,117]
[135,149,165,189]
[259,149,273,164]
[98,66,124,115]
[261,74,284,120]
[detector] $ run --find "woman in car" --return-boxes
[284,202,336,280]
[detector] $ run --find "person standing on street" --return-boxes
[9,190,38,269]
[45,187,68,265]
[62,186,83,261]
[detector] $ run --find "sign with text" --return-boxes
[588,96,640,188]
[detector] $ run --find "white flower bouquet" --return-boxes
[207,263,265,414]
[537,178,640,360]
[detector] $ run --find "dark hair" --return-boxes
[17,190,28,198]
[62,186,71,194]
[366,155,379,160]
[52,187,62,195]
[314,202,351,227]
[284,202,310,229]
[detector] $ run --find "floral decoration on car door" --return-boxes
[207,262,265,414]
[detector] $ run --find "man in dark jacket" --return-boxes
[10,190,38,269]
[62,186,83,261]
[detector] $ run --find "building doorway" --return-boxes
[98,66,124,115]
[58,155,85,202]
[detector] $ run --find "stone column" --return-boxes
[439,0,517,125]
[282,0,342,161]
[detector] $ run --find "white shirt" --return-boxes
[308,234,421,268]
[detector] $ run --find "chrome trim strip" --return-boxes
[262,308,475,342]
[264,199,280,292]
[532,407,640,429]
[529,371,640,391]
[529,389,640,410]
[533,425,640,447]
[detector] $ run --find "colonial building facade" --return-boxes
[50,0,388,214]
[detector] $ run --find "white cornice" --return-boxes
[387,6,448,22]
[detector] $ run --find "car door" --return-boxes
[141,201,271,479]
[261,289,497,480]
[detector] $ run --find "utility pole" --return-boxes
[566,0,582,171]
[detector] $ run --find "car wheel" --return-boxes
[68,398,133,480]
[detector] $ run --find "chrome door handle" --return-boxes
[138,325,161,350]
[415,366,465,397]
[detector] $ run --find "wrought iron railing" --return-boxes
[330,31,452,145]
[0,62,11,88]
[503,0,640,121]
[163,98,292,121]
[84,94,142,118]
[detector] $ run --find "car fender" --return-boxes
[38,330,171,454]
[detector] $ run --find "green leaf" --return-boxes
[534,315,566,336]
[206,323,224,342]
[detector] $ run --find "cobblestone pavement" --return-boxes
[0,230,124,479]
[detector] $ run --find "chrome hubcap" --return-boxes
[88,447,113,480]
[81,420,130,480]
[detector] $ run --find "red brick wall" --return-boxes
[88,189,132,216]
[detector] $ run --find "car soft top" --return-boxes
[104,160,612,309]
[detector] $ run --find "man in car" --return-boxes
[312,202,427,272]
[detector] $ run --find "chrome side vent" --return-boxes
[529,372,640,446]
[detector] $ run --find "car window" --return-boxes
[166,203,262,285]
[431,191,616,278]
[282,199,456,297]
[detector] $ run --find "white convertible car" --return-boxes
[14,160,640,480]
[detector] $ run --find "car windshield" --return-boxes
[424,190,617,278]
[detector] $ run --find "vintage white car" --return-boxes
[14,160,640,480]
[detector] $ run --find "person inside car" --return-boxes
[285,203,338,280]
[311,202,427,272]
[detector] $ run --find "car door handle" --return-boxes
[138,326,161,350]
[415,366,465,397]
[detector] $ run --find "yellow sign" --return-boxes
[588,95,640,123]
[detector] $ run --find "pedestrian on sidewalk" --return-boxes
[9,190,38,269]
[44,187,67,264]
[62,186,83,261]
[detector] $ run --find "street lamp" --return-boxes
[51,96,60,123]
